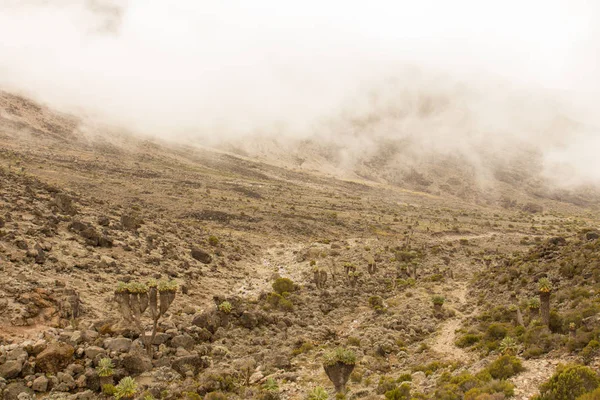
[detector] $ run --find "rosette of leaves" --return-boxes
[157,279,177,316]
[127,282,149,320]
[499,336,519,355]
[97,357,114,376]
[96,358,115,387]
[218,301,232,314]
[538,278,552,293]
[323,348,356,394]
[115,376,137,400]
[432,295,445,312]
[538,278,552,327]
[307,387,329,400]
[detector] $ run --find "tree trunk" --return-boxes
[529,307,539,321]
[324,362,355,394]
[540,292,551,327]
[99,375,113,388]
[516,308,524,327]
[147,319,158,357]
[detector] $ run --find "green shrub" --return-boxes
[412,361,449,376]
[549,311,564,333]
[114,377,137,400]
[278,297,294,311]
[486,323,509,340]
[385,383,411,400]
[292,341,314,356]
[485,355,524,380]
[523,324,555,356]
[432,295,445,306]
[323,348,356,366]
[377,376,397,394]
[208,235,219,246]
[204,392,228,400]
[538,364,600,400]
[448,372,480,392]
[456,334,481,348]
[272,278,297,295]
[307,386,329,400]
[102,384,116,396]
[218,301,232,314]
[578,387,600,400]
[433,384,462,400]
[262,377,279,392]
[369,296,384,310]
[96,358,114,377]
[464,380,515,399]
[265,292,294,312]
[581,340,600,365]
[349,370,363,383]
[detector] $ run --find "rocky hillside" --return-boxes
[1,92,599,400]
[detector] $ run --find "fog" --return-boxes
[1,0,599,185]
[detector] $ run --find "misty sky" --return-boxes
[0,0,599,180]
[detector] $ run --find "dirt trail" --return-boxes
[429,280,477,363]
[510,359,560,400]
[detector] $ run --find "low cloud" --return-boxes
[0,0,599,186]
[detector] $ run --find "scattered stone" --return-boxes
[35,342,74,374]
[171,334,195,350]
[121,214,142,231]
[3,382,34,400]
[0,360,23,379]
[84,346,106,359]
[32,375,49,392]
[121,353,153,374]
[191,248,212,264]
[104,337,132,353]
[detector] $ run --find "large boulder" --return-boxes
[121,353,153,374]
[84,346,106,359]
[239,311,258,329]
[35,342,74,374]
[104,337,132,353]
[191,248,212,264]
[121,214,142,231]
[171,354,208,376]
[32,375,49,392]
[0,360,23,379]
[3,382,34,400]
[192,310,221,334]
[171,334,195,350]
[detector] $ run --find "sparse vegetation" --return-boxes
[114,377,137,400]
[534,364,600,400]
